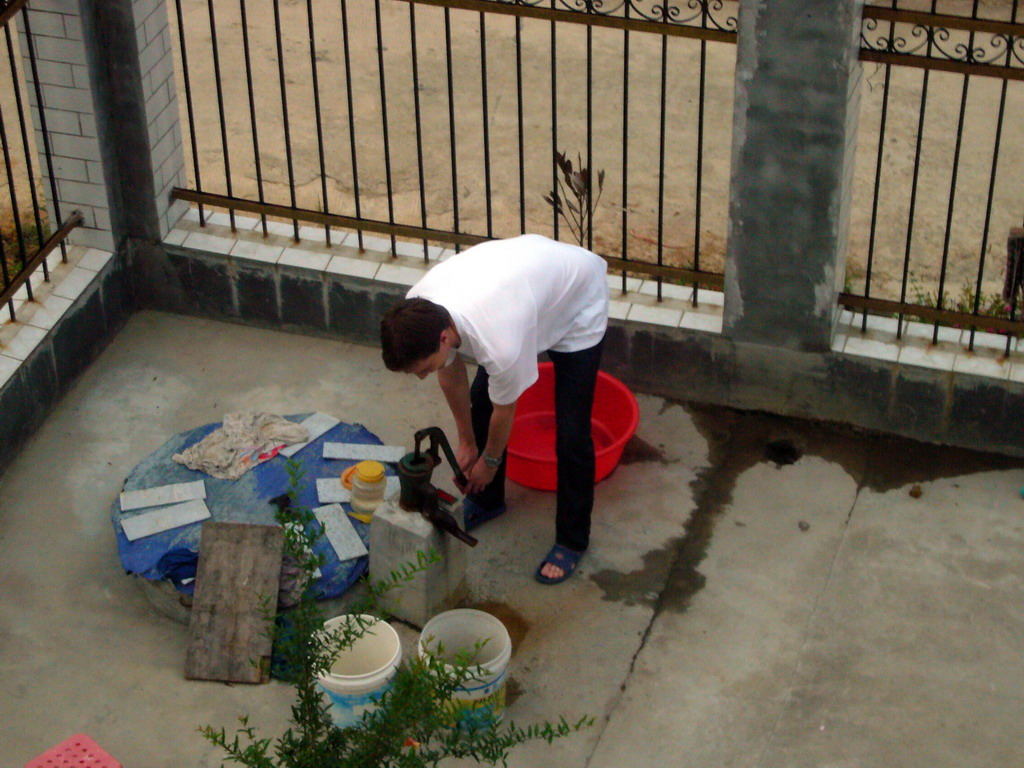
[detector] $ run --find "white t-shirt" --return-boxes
[407,234,609,404]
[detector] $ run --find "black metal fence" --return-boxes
[0,0,81,324]
[169,0,738,297]
[851,0,1024,349]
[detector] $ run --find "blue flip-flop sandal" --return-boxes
[463,496,507,532]
[535,544,583,585]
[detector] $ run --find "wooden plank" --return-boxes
[184,522,284,684]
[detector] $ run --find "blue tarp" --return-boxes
[111,415,389,600]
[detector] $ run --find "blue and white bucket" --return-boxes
[316,614,402,729]
[418,609,512,729]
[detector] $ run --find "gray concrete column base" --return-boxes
[368,498,468,628]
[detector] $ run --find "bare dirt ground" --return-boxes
[3,1,1022,307]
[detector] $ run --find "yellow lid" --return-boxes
[354,460,385,484]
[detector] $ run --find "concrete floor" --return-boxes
[2,311,1024,767]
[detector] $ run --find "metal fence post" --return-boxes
[723,0,863,352]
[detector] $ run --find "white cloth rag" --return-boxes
[173,412,310,480]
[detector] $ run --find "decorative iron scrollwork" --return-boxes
[489,0,737,32]
[861,7,1024,77]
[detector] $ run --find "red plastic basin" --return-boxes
[506,363,639,491]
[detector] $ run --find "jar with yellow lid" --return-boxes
[347,460,387,521]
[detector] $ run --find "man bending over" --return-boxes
[379,234,609,584]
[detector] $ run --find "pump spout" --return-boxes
[421,487,478,547]
[397,426,477,546]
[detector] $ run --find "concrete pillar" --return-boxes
[20,0,188,253]
[723,0,863,352]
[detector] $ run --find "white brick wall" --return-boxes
[19,2,112,251]
[17,0,188,250]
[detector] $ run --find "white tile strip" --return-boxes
[279,412,341,458]
[182,231,234,255]
[607,274,643,293]
[154,208,1024,388]
[0,354,19,388]
[203,212,260,231]
[298,224,336,243]
[376,263,425,287]
[860,313,900,335]
[953,353,1009,379]
[231,215,263,231]
[230,239,283,264]
[691,288,726,307]
[317,478,351,504]
[392,240,443,261]
[903,320,962,345]
[353,234,394,254]
[164,228,188,246]
[844,335,900,363]
[327,254,379,280]
[608,300,630,321]
[265,220,297,237]
[638,280,691,301]
[120,479,207,511]
[314,504,369,561]
[26,295,73,331]
[3,325,48,361]
[120,499,211,541]
[628,303,684,328]
[77,248,113,271]
[52,267,96,300]
[280,247,331,271]
[963,330,1010,353]
[897,344,956,372]
[679,312,723,334]
[323,442,406,463]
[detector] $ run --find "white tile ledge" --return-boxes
[0,245,113,388]
[165,222,737,338]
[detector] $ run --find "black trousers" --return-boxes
[468,338,604,552]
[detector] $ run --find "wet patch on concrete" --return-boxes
[619,435,673,466]
[505,677,524,707]
[465,600,530,654]
[591,401,1024,614]
[765,438,803,466]
[589,539,681,608]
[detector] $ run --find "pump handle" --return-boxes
[413,426,469,489]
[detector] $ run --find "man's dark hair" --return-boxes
[380,298,452,371]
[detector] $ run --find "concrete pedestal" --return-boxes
[368,497,468,628]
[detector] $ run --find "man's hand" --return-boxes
[465,457,499,495]
[454,439,478,489]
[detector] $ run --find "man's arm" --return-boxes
[436,356,476,471]
[464,401,516,495]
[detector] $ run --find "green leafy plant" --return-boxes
[1,214,49,277]
[543,151,604,248]
[908,272,1022,332]
[200,460,591,767]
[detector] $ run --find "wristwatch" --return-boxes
[482,453,502,468]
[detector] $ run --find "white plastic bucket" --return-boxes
[315,614,402,729]
[418,609,512,729]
